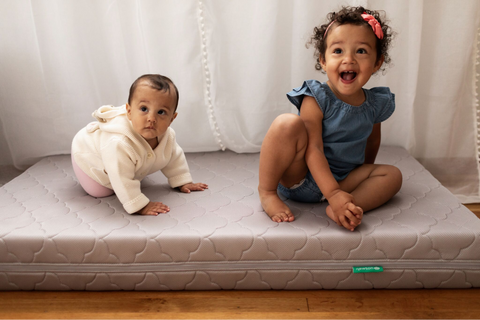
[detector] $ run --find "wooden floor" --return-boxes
[2,289,480,319]
[466,203,480,219]
[1,204,479,320]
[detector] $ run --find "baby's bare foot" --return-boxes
[259,190,294,222]
[325,205,337,225]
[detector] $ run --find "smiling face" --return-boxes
[126,82,178,149]
[320,23,384,106]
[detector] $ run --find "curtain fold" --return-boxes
[0,0,479,202]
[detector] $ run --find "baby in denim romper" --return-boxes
[277,80,395,202]
[258,6,402,231]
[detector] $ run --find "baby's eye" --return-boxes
[158,110,166,115]
[140,106,148,112]
[357,48,367,54]
[333,48,342,54]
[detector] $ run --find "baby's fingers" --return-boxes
[338,215,355,231]
[151,202,170,213]
[143,210,159,216]
[138,202,169,216]
[352,205,364,219]
[181,183,208,193]
[190,183,208,191]
[344,210,361,228]
[346,203,363,222]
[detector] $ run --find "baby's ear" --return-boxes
[374,55,385,72]
[319,57,327,71]
[170,112,178,124]
[126,103,132,119]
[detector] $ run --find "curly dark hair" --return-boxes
[128,74,179,111]
[308,6,394,74]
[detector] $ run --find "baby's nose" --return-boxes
[343,53,355,63]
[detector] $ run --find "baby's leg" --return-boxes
[338,164,402,212]
[72,155,114,198]
[258,114,308,222]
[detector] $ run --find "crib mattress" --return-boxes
[0,146,479,290]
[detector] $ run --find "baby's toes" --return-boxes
[285,211,295,222]
[271,214,283,223]
[272,212,293,223]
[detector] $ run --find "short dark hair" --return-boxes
[308,6,394,74]
[128,74,179,110]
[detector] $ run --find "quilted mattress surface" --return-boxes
[0,146,479,290]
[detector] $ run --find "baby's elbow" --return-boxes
[305,143,325,160]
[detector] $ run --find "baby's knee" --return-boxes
[387,165,403,192]
[271,113,305,133]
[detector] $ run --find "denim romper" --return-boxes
[277,80,395,203]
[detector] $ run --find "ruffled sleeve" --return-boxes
[369,87,395,123]
[286,80,327,115]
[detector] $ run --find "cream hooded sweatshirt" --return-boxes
[72,105,192,214]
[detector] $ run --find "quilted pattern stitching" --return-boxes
[0,146,479,290]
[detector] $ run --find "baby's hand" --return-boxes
[326,191,363,231]
[138,201,170,216]
[179,182,208,193]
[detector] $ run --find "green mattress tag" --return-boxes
[353,266,383,273]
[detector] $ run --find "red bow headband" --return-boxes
[324,12,384,39]
[361,12,384,39]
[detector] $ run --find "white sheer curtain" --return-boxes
[0,0,479,202]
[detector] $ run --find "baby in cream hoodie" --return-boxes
[72,74,207,215]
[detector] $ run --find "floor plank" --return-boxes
[0,292,308,313]
[2,290,480,319]
[464,203,480,218]
[4,311,480,320]
[307,289,480,317]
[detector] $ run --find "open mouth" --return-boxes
[341,71,357,81]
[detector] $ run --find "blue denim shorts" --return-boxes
[277,171,325,203]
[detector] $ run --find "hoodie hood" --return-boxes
[92,105,127,122]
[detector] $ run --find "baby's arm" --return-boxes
[161,131,209,194]
[102,141,162,215]
[299,96,362,231]
[364,123,381,164]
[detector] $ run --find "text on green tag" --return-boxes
[353,266,383,273]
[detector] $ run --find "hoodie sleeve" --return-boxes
[101,137,150,214]
[160,132,193,188]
